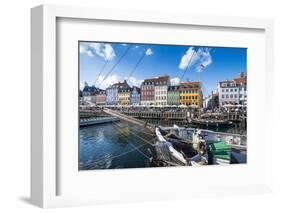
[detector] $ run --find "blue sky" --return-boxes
[79,41,246,97]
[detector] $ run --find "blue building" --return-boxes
[130,86,141,105]
[106,80,130,105]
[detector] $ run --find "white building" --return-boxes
[155,85,168,105]
[154,76,170,106]
[218,80,239,106]
[218,73,247,107]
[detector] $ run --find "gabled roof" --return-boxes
[234,76,247,86]
[82,85,100,94]
[131,86,141,93]
[108,80,131,90]
[180,81,201,88]
[168,85,180,91]
[96,89,106,95]
[118,88,131,93]
[142,76,170,85]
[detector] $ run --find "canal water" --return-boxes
[79,119,247,170]
[79,120,155,170]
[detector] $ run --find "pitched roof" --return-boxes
[97,90,106,95]
[168,85,180,91]
[108,80,131,89]
[132,86,141,93]
[142,76,170,85]
[180,81,201,88]
[82,85,99,93]
[234,76,247,86]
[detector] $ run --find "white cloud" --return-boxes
[80,44,94,57]
[95,75,120,89]
[80,42,116,61]
[179,47,212,72]
[89,43,116,61]
[125,77,143,87]
[170,77,180,86]
[179,47,196,70]
[195,48,212,72]
[96,75,143,89]
[95,75,143,89]
[145,48,153,56]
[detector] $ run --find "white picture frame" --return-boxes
[31,4,274,208]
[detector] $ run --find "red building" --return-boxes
[140,76,169,106]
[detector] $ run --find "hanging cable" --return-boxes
[127,45,151,80]
[112,121,155,146]
[93,55,111,86]
[111,122,153,159]
[97,45,132,88]
[82,143,148,167]
[180,49,196,83]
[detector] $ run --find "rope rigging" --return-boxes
[179,50,196,83]
[112,121,155,146]
[97,44,132,88]
[126,45,151,80]
[82,143,148,167]
[118,121,155,136]
[111,122,152,160]
[93,54,111,86]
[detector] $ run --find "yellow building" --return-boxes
[179,82,203,107]
[118,88,131,105]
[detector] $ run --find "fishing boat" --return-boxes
[158,125,232,165]
[155,128,188,166]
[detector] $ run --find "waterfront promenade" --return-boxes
[80,116,120,127]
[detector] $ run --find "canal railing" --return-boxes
[123,111,189,120]
[80,117,120,127]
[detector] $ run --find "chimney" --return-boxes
[240,72,245,78]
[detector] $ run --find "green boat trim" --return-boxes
[207,141,231,161]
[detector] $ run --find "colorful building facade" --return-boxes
[106,80,130,105]
[141,79,155,106]
[179,82,202,107]
[82,82,99,104]
[154,76,170,106]
[218,72,247,106]
[118,88,131,105]
[130,86,141,105]
[96,90,106,105]
[141,76,170,106]
[167,86,180,105]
